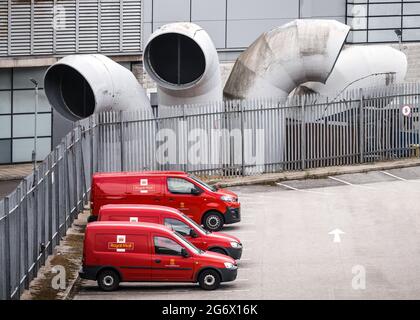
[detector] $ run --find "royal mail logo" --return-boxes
[108,242,135,250]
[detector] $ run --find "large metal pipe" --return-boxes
[224,19,350,100]
[301,45,408,99]
[144,22,222,106]
[44,54,151,121]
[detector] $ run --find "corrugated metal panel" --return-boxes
[122,0,142,52]
[10,0,31,56]
[100,0,121,53]
[33,1,54,55]
[79,0,99,53]
[0,0,7,56]
[55,0,77,54]
[1,0,142,57]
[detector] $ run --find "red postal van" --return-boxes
[79,221,238,291]
[89,171,241,231]
[98,204,243,259]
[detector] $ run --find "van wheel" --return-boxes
[98,269,120,291]
[198,269,221,290]
[203,211,224,231]
[209,248,227,256]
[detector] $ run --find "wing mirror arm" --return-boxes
[181,248,190,258]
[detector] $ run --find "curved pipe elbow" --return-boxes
[44,54,151,121]
[223,19,350,100]
[144,22,222,106]
[303,45,408,98]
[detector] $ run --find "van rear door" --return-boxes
[125,175,164,205]
[94,177,127,214]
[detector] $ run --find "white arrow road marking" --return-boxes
[328,229,345,243]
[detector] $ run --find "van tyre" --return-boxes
[198,269,221,290]
[98,269,120,291]
[203,211,224,231]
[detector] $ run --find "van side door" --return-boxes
[151,234,195,281]
[164,177,204,222]
[125,176,163,205]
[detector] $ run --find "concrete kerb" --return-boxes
[208,159,420,188]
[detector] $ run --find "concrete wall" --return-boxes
[142,0,346,50]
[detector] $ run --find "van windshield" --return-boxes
[174,231,204,254]
[189,175,217,192]
[183,214,211,235]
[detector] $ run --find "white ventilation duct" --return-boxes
[144,22,222,106]
[301,45,408,99]
[44,54,151,121]
[224,19,350,100]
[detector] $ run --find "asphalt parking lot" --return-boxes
[74,166,420,300]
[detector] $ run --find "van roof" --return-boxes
[100,204,181,215]
[86,221,172,233]
[93,171,188,178]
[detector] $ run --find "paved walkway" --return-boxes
[0,163,34,181]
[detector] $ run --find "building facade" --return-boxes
[0,0,419,164]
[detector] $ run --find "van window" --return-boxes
[164,218,192,236]
[167,178,197,194]
[154,236,184,256]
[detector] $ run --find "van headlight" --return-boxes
[224,262,236,269]
[230,241,241,248]
[221,195,234,202]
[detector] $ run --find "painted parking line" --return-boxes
[328,176,374,189]
[380,171,407,181]
[276,182,332,195]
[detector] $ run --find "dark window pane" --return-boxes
[0,139,11,164]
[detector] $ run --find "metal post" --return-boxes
[30,79,38,173]
[16,186,22,297]
[22,180,29,289]
[240,102,245,176]
[120,111,125,171]
[4,197,11,300]
[301,97,306,170]
[359,89,365,163]
[48,155,53,255]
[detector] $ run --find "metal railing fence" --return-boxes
[0,82,419,299]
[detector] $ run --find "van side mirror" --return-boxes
[181,248,190,258]
[189,229,198,238]
[191,188,202,196]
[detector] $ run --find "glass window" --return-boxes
[167,177,196,194]
[154,236,184,256]
[12,67,46,89]
[12,137,51,162]
[403,29,420,41]
[13,114,51,138]
[13,89,51,113]
[0,140,11,164]
[0,91,11,114]
[368,29,399,42]
[369,3,401,16]
[347,30,368,43]
[0,116,11,138]
[369,16,401,29]
[0,69,11,90]
[164,218,193,236]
